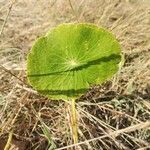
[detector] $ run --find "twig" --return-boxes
[0,0,16,37]
[68,0,79,23]
[4,130,13,150]
[137,146,150,150]
[79,102,143,123]
[56,121,150,150]
[0,65,28,86]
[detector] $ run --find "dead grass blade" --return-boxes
[56,121,150,150]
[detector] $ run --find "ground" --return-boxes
[0,0,150,150]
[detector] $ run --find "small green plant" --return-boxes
[27,23,122,145]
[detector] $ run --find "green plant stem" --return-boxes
[71,98,78,144]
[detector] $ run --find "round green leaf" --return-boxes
[27,23,122,100]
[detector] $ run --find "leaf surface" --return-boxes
[27,23,122,100]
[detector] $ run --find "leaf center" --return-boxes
[68,59,79,68]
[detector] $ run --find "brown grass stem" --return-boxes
[56,121,150,150]
[4,130,13,150]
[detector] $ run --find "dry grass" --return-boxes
[0,0,150,150]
